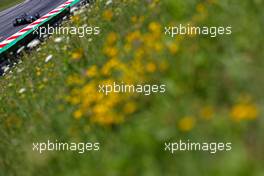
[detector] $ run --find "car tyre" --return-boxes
[13,20,18,26]
[35,13,40,19]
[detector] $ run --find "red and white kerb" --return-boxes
[0,0,74,49]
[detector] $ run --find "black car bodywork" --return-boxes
[13,13,40,26]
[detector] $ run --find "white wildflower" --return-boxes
[27,39,40,49]
[106,0,113,6]
[18,88,26,94]
[45,54,53,63]
[2,66,10,73]
[54,37,63,43]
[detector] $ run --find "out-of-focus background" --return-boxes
[0,0,263,175]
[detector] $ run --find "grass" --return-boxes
[0,0,264,175]
[0,0,23,11]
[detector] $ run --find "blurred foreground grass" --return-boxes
[0,0,264,175]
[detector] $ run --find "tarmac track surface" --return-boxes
[0,0,68,42]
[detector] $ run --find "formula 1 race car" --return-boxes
[13,12,40,26]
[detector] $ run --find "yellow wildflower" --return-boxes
[126,30,141,43]
[86,65,98,78]
[71,48,84,60]
[123,102,137,114]
[167,42,179,54]
[5,116,22,129]
[36,67,41,76]
[146,62,157,73]
[178,116,196,132]
[230,103,259,122]
[131,16,145,24]
[73,109,83,119]
[93,104,109,115]
[103,46,118,58]
[67,75,85,85]
[103,10,113,21]
[124,43,132,52]
[148,22,161,35]
[71,15,80,23]
[139,16,145,23]
[200,106,214,120]
[106,32,118,45]
[101,58,121,76]
[131,16,137,23]
[196,3,206,14]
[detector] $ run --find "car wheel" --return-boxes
[35,13,40,19]
[13,20,17,26]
